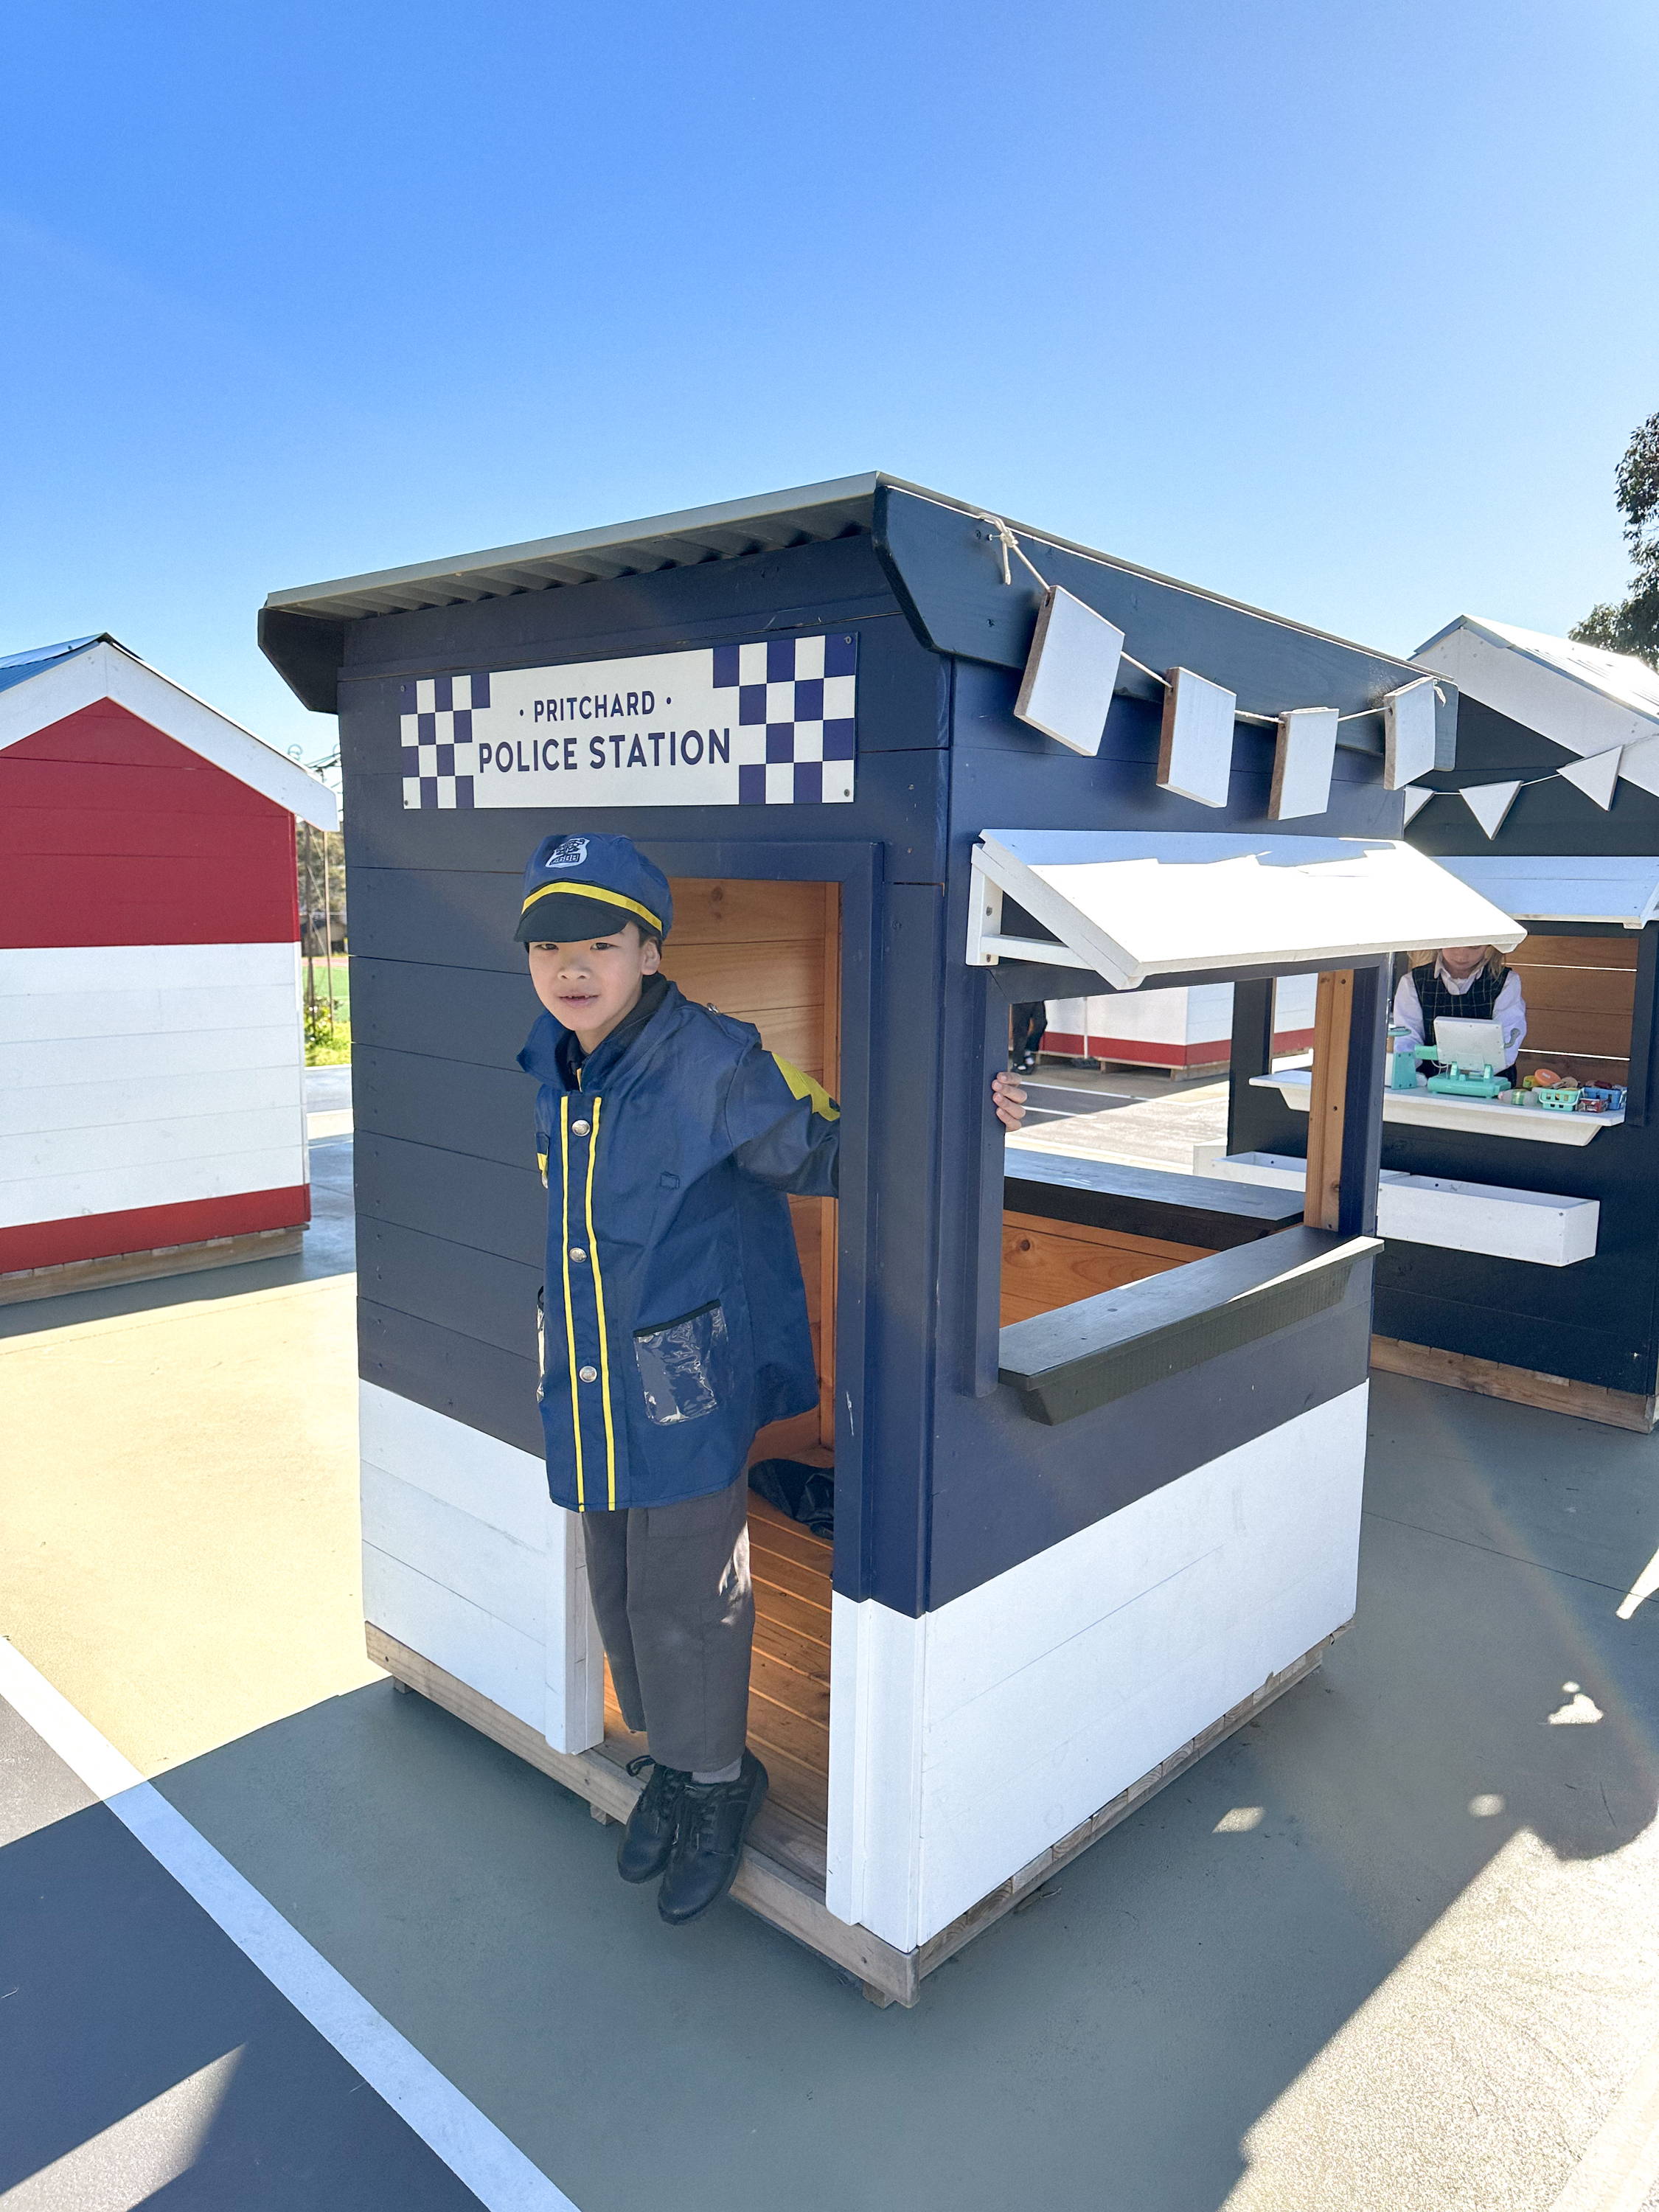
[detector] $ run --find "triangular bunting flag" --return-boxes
[1461,780,1523,838]
[1557,748,1623,810]
[1400,785,1436,824]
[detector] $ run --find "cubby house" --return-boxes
[1248,615,1659,1432]
[260,476,1518,2001]
[0,633,337,1302]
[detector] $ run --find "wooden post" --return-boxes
[1626,922,1659,1130]
[1304,970,1353,1231]
[1337,961,1388,1239]
[1227,978,1275,1157]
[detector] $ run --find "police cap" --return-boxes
[514,832,673,946]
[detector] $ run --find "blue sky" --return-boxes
[4,0,1657,763]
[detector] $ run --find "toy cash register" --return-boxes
[1417,1015,1509,1099]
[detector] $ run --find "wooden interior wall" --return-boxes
[1507,934,1637,1090]
[1000,1210,1208,1326]
[662,878,840,1458]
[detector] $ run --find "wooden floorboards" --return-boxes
[599,1490,832,1887]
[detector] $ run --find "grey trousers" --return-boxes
[580,1472,753,1775]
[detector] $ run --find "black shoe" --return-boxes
[657,1753,768,1924]
[616,1755,688,1884]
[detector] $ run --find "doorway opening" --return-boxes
[596,876,839,1888]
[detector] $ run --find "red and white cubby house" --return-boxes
[0,634,338,1299]
[1041,977,1317,1074]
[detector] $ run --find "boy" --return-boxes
[516,831,1026,1924]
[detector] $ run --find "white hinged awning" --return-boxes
[968,830,1526,987]
[1425,853,1659,930]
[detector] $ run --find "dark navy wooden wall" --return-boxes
[917,652,1394,1612]
[338,535,959,1621]
[335,513,1412,1624]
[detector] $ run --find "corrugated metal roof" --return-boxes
[0,634,108,695]
[262,473,886,622]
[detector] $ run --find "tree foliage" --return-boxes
[1571,410,1659,669]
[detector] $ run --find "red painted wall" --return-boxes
[0,1187,312,1274]
[0,701,300,948]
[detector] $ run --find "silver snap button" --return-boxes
[572,1119,591,1134]
[569,1246,588,1262]
[578,1364,598,1383]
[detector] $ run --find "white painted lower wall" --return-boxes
[0,942,306,1227]
[358,1382,602,1753]
[826,1385,1368,1952]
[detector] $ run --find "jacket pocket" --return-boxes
[536,1287,546,1402]
[633,1299,731,1426]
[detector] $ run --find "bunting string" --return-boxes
[980,513,1397,728]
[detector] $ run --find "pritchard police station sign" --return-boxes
[400,634,857,810]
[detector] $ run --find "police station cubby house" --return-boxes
[261,476,1519,2004]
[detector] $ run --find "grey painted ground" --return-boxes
[0,1694,486,2209]
[147,1371,1659,2212]
[6,1100,1658,2208]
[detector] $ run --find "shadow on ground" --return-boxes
[18,1374,1635,2212]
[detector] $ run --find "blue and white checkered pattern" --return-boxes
[712,633,858,804]
[400,671,489,809]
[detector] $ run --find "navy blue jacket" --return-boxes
[519,977,840,1512]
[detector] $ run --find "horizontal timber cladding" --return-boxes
[355,1135,544,1267]
[361,1297,543,1460]
[0,705,300,947]
[923,1249,1375,1610]
[1411,697,1659,858]
[1507,933,1638,1090]
[353,1045,529,1170]
[947,660,1399,828]
[999,1213,1208,1327]
[1370,1284,1658,1399]
[1373,1113,1659,1394]
[356,1217,540,1360]
[830,1384,1369,1950]
[350,957,542,1069]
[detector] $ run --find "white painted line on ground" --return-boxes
[1616,1543,1659,1621]
[0,1639,577,2212]
[1546,2023,1659,2212]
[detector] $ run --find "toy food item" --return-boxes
[1529,1067,1563,1089]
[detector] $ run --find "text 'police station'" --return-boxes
[481,690,732,776]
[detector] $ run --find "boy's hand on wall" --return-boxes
[992,1071,1028,1131]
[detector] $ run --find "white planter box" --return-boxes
[1203,1151,1599,1267]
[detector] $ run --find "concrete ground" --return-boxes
[4,1067,1659,2210]
[1007,1059,1235,1172]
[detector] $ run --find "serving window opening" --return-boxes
[595,875,838,1888]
